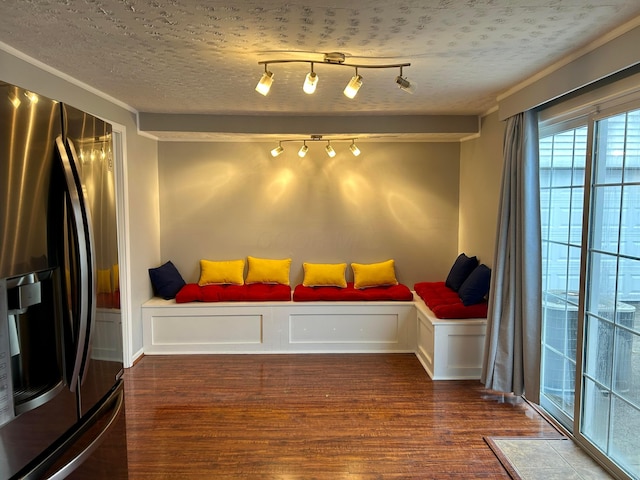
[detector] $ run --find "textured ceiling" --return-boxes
[1,1,640,120]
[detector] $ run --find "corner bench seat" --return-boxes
[414,281,488,319]
[142,284,487,380]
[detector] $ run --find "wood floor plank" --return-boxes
[124,354,561,479]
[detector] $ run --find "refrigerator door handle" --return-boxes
[63,138,97,385]
[55,136,92,393]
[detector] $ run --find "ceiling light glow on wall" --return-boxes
[255,68,274,96]
[349,140,361,156]
[303,64,318,94]
[298,142,309,158]
[256,52,411,98]
[343,71,363,99]
[271,142,284,157]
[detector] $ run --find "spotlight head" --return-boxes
[349,141,361,156]
[303,71,318,94]
[395,76,415,94]
[344,74,363,99]
[325,142,336,158]
[256,70,274,96]
[271,144,284,157]
[298,143,309,158]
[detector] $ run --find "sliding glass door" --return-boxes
[539,106,640,479]
[581,109,640,476]
[539,122,588,428]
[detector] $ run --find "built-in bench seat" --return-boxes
[293,282,413,301]
[176,282,291,303]
[142,289,487,380]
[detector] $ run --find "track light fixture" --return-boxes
[303,63,318,94]
[256,52,411,97]
[268,135,362,159]
[395,66,415,94]
[349,140,361,157]
[255,65,274,96]
[271,142,284,157]
[298,142,309,158]
[343,69,363,99]
[325,141,336,158]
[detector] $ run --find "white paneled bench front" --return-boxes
[142,298,417,355]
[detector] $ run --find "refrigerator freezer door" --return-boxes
[0,383,77,479]
[14,379,128,480]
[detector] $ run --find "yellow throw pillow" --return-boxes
[302,262,347,288]
[351,259,398,289]
[245,256,292,285]
[112,264,120,291]
[198,259,245,286]
[97,269,112,294]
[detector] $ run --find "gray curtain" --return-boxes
[481,110,541,403]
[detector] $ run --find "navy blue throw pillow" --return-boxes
[445,253,479,292]
[149,261,186,299]
[458,264,491,306]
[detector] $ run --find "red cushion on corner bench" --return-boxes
[293,282,413,301]
[414,281,488,319]
[175,283,291,303]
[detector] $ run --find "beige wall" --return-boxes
[458,111,505,267]
[158,141,462,286]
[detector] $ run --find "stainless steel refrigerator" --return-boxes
[0,81,128,479]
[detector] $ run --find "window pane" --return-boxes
[617,257,640,306]
[545,243,569,292]
[613,327,636,400]
[567,245,582,293]
[590,186,621,254]
[596,113,627,185]
[542,346,575,410]
[540,187,551,239]
[548,187,571,243]
[584,314,613,388]
[588,251,618,314]
[582,377,611,447]
[569,187,584,246]
[610,395,640,477]
[620,185,640,259]
[624,110,640,182]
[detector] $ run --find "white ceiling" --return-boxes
[1,1,640,139]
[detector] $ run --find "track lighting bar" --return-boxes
[256,52,411,98]
[269,135,362,158]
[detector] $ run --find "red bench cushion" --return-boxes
[414,281,488,319]
[293,282,413,301]
[175,283,291,303]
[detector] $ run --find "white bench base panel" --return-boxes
[142,295,487,380]
[415,301,487,380]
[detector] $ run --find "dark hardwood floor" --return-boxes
[123,354,561,479]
